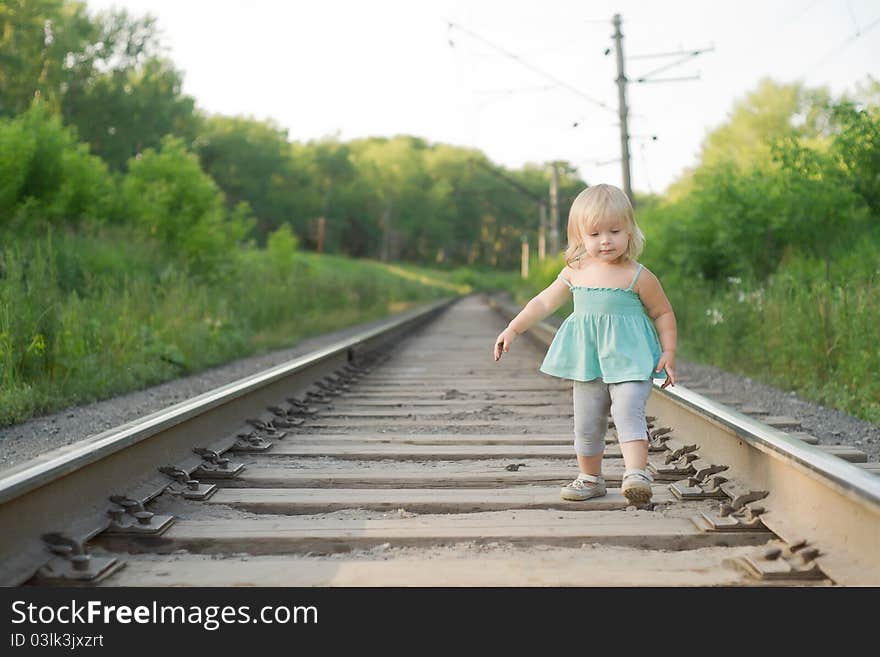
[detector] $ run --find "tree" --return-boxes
[64,57,197,170]
[650,77,877,283]
[121,136,253,277]
[0,0,97,116]
[0,2,196,169]
[194,115,305,241]
[0,101,113,229]
[698,77,832,172]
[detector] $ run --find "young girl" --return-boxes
[493,183,677,505]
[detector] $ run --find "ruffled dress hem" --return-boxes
[538,364,668,384]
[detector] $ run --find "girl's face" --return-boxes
[584,215,629,262]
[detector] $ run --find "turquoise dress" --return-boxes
[539,263,668,383]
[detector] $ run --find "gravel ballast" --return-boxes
[1,297,878,475]
[670,359,880,462]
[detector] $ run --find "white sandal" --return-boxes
[560,473,607,501]
[621,469,653,504]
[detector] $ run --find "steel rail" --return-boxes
[0,296,458,586]
[488,293,880,585]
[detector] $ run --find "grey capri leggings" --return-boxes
[573,379,652,457]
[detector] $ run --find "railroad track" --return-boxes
[2,294,878,587]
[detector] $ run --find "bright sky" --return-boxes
[86,0,879,195]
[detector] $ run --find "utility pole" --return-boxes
[380,202,392,262]
[316,217,326,253]
[609,16,712,204]
[549,163,560,255]
[538,202,547,261]
[612,14,633,207]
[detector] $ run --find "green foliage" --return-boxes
[50,224,165,296]
[0,238,59,390]
[265,223,300,278]
[0,102,114,229]
[277,136,585,269]
[0,1,167,119]
[698,78,833,172]
[637,76,880,424]
[0,1,195,169]
[121,135,254,277]
[826,99,880,214]
[194,115,303,241]
[0,0,97,116]
[0,228,454,427]
[668,241,880,423]
[646,81,877,284]
[64,57,198,171]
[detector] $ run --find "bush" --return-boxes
[121,135,254,278]
[0,102,114,230]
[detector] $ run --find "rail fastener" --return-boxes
[35,533,124,585]
[103,495,174,536]
[232,433,274,452]
[192,447,245,478]
[159,466,217,501]
[728,539,827,580]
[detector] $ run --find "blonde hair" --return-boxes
[563,184,645,265]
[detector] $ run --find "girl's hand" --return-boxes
[493,328,518,362]
[657,350,676,389]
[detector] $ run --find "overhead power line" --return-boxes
[469,158,544,205]
[777,0,822,33]
[470,157,555,260]
[474,84,558,96]
[845,0,861,34]
[810,14,880,73]
[805,13,880,75]
[447,21,618,115]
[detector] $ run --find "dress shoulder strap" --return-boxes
[557,273,574,290]
[625,263,644,291]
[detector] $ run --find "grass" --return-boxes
[669,268,880,424]
[0,227,467,427]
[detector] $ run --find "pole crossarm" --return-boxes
[636,75,701,84]
[628,46,714,60]
[635,47,714,82]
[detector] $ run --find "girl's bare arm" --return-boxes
[507,277,572,334]
[636,268,677,387]
[494,274,572,362]
[635,268,677,353]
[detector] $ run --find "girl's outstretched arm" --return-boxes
[635,268,678,387]
[493,274,572,361]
